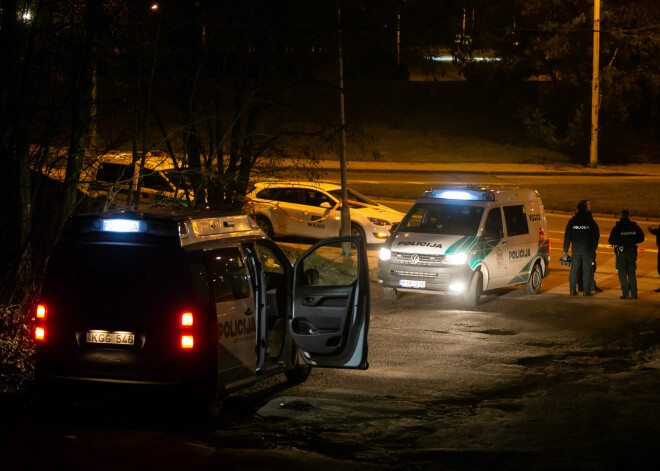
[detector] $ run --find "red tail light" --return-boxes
[35,326,46,342]
[181,312,193,327]
[36,304,47,320]
[181,335,194,349]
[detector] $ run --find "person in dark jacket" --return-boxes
[576,200,602,293]
[647,205,660,292]
[563,201,600,296]
[609,210,645,299]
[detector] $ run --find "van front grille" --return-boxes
[391,270,451,283]
[393,252,445,267]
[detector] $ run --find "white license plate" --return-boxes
[399,279,426,289]
[86,331,135,345]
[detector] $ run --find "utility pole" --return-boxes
[337,1,350,237]
[589,0,600,168]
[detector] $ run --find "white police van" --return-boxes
[35,210,369,414]
[377,185,550,306]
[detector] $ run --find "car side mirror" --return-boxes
[390,222,399,233]
[320,202,332,209]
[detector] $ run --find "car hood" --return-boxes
[390,232,481,255]
[351,204,404,222]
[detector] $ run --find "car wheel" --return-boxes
[350,223,366,241]
[523,262,543,295]
[383,287,401,300]
[255,215,274,238]
[284,347,312,385]
[464,271,483,307]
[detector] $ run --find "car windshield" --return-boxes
[327,189,377,208]
[399,203,484,236]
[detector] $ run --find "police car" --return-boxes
[377,185,550,306]
[81,152,193,209]
[244,181,404,244]
[34,210,369,413]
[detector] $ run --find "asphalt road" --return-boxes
[1,212,659,470]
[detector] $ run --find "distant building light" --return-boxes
[151,3,159,11]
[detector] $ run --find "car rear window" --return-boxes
[42,242,192,316]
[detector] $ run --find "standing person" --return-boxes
[609,209,645,299]
[649,205,660,292]
[563,201,600,296]
[576,200,602,293]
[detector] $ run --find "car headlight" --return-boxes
[444,252,468,265]
[368,217,391,226]
[379,247,392,261]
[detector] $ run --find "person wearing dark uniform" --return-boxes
[609,210,645,299]
[563,201,600,296]
[576,200,602,293]
[649,205,660,292]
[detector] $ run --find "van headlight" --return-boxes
[444,253,468,265]
[379,247,392,261]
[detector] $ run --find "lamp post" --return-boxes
[589,0,600,168]
[337,1,350,237]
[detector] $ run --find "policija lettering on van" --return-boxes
[528,214,541,222]
[509,248,531,260]
[219,317,256,340]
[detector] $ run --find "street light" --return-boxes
[589,0,600,168]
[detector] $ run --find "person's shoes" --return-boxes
[584,292,594,297]
[631,296,638,299]
[655,287,660,292]
[620,296,628,299]
[594,286,603,293]
[570,291,578,296]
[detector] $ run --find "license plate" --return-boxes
[399,279,426,289]
[86,330,135,345]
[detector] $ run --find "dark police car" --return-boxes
[34,210,369,413]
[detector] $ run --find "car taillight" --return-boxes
[36,304,47,320]
[180,311,194,350]
[181,335,194,349]
[181,312,193,327]
[35,326,46,342]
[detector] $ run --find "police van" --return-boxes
[377,185,550,306]
[35,210,369,413]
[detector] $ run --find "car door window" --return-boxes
[503,205,529,237]
[96,163,132,184]
[304,190,334,208]
[278,188,305,205]
[484,208,503,240]
[205,247,251,302]
[298,242,358,287]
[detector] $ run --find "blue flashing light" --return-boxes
[425,188,495,201]
[101,219,143,233]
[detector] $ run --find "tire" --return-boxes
[284,347,312,385]
[523,262,543,295]
[383,287,401,300]
[350,223,366,241]
[255,215,274,238]
[464,271,483,307]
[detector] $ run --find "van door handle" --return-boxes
[245,308,253,316]
[501,240,507,245]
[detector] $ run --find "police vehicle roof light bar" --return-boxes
[423,188,495,201]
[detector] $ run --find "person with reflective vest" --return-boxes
[563,201,600,296]
[608,209,645,299]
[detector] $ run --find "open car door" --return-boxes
[289,236,369,369]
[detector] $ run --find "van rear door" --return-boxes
[289,236,369,369]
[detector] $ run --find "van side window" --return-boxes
[484,208,503,240]
[503,205,529,237]
[206,247,251,302]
